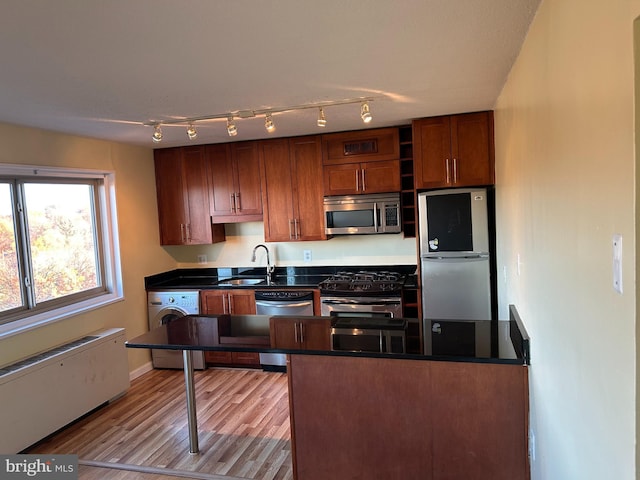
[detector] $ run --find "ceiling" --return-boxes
[0,0,540,149]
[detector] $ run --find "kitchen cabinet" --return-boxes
[206,142,262,223]
[201,289,259,367]
[259,136,326,242]
[287,355,528,480]
[413,111,494,189]
[323,159,401,195]
[269,317,331,351]
[154,147,225,246]
[322,127,401,196]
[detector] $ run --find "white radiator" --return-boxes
[0,328,130,453]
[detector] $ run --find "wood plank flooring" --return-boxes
[26,368,293,480]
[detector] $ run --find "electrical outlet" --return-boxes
[303,250,312,262]
[197,254,207,264]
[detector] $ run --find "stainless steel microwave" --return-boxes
[324,193,401,235]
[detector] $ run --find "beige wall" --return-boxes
[165,221,417,268]
[494,0,640,478]
[0,122,176,373]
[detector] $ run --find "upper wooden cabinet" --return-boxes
[323,160,401,195]
[413,111,495,189]
[321,128,400,165]
[206,141,262,223]
[154,147,225,246]
[259,136,327,242]
[321,128,401,195]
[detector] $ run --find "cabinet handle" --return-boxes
[294,218,299,239]
[186,224,192,243]
[361,169,366,192]
[236,192,241,212]
[294,322,299,343]
[445,158,451,184]
[227,294,233,314]
[288,219,294,240]
[453,158,458,184]
[355,170,360,191]
[299,322,305,343]
[180,224,186,243]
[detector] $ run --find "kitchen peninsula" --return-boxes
[127,310,529,480]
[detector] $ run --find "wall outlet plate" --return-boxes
[303,250,312,262]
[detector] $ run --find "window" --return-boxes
[0,165,122,334]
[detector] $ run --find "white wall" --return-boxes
[494,1,639,478]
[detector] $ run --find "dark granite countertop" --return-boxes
[126,314,528,365]
[145,265,418,290]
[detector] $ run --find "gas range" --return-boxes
[318,271,406,296]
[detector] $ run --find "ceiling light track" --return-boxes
[144,97,375,142]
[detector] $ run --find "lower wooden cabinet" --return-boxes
[205,350,260,367]
[287,355,529,480]
[201,289,260,367]
[269,317,331,351]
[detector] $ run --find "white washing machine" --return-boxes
[147,290,206,370]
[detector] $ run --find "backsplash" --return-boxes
[163,222,418,268]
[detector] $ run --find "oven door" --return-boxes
[320,296,403,318]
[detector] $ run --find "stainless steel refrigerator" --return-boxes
[418,188,492,353]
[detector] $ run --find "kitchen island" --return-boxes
[126,311,529,480]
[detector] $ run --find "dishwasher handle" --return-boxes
[255,300,313,309]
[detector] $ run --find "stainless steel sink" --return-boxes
[216,278,265,286]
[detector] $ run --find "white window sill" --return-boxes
[0,292,125,340]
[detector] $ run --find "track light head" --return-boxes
[317,108,327,127]
[186,124,197,140]
[265,113,276,133]
[227,117,238,137]
[152,125,163,143]
[360,102,372,124]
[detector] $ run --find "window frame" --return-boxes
[0,164,123,338]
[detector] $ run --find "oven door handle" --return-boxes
[321,299,401,306]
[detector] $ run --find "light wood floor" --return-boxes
[26,368,293,480]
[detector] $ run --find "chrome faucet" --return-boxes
[251,244,274,285]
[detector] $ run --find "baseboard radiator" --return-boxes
[0,328,130,453]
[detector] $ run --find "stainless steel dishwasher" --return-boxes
[254,290,315,370]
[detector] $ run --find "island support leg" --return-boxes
[182,349,199,454]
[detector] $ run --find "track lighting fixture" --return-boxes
[186,124,197,140]
[144,97,376,142]
[152,125,163,143]
[317,108,327,127]
[226,117,238,137]
[360,102,372,124]
[265,113,276,133]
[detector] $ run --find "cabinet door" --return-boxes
[260,139,296,242]
[231,142,263,218]
[300,318,331,350]
[201,290,228,314]
[207,144,236,219]
[154,148,188,245]
[290,136,327,241]
[228,289,256,315]
[323,163,360,195]
[270,318,299,349]
[413,116,452,189]
[450,112,494,187]
[182,146,214,244]
[361,160,401,194]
